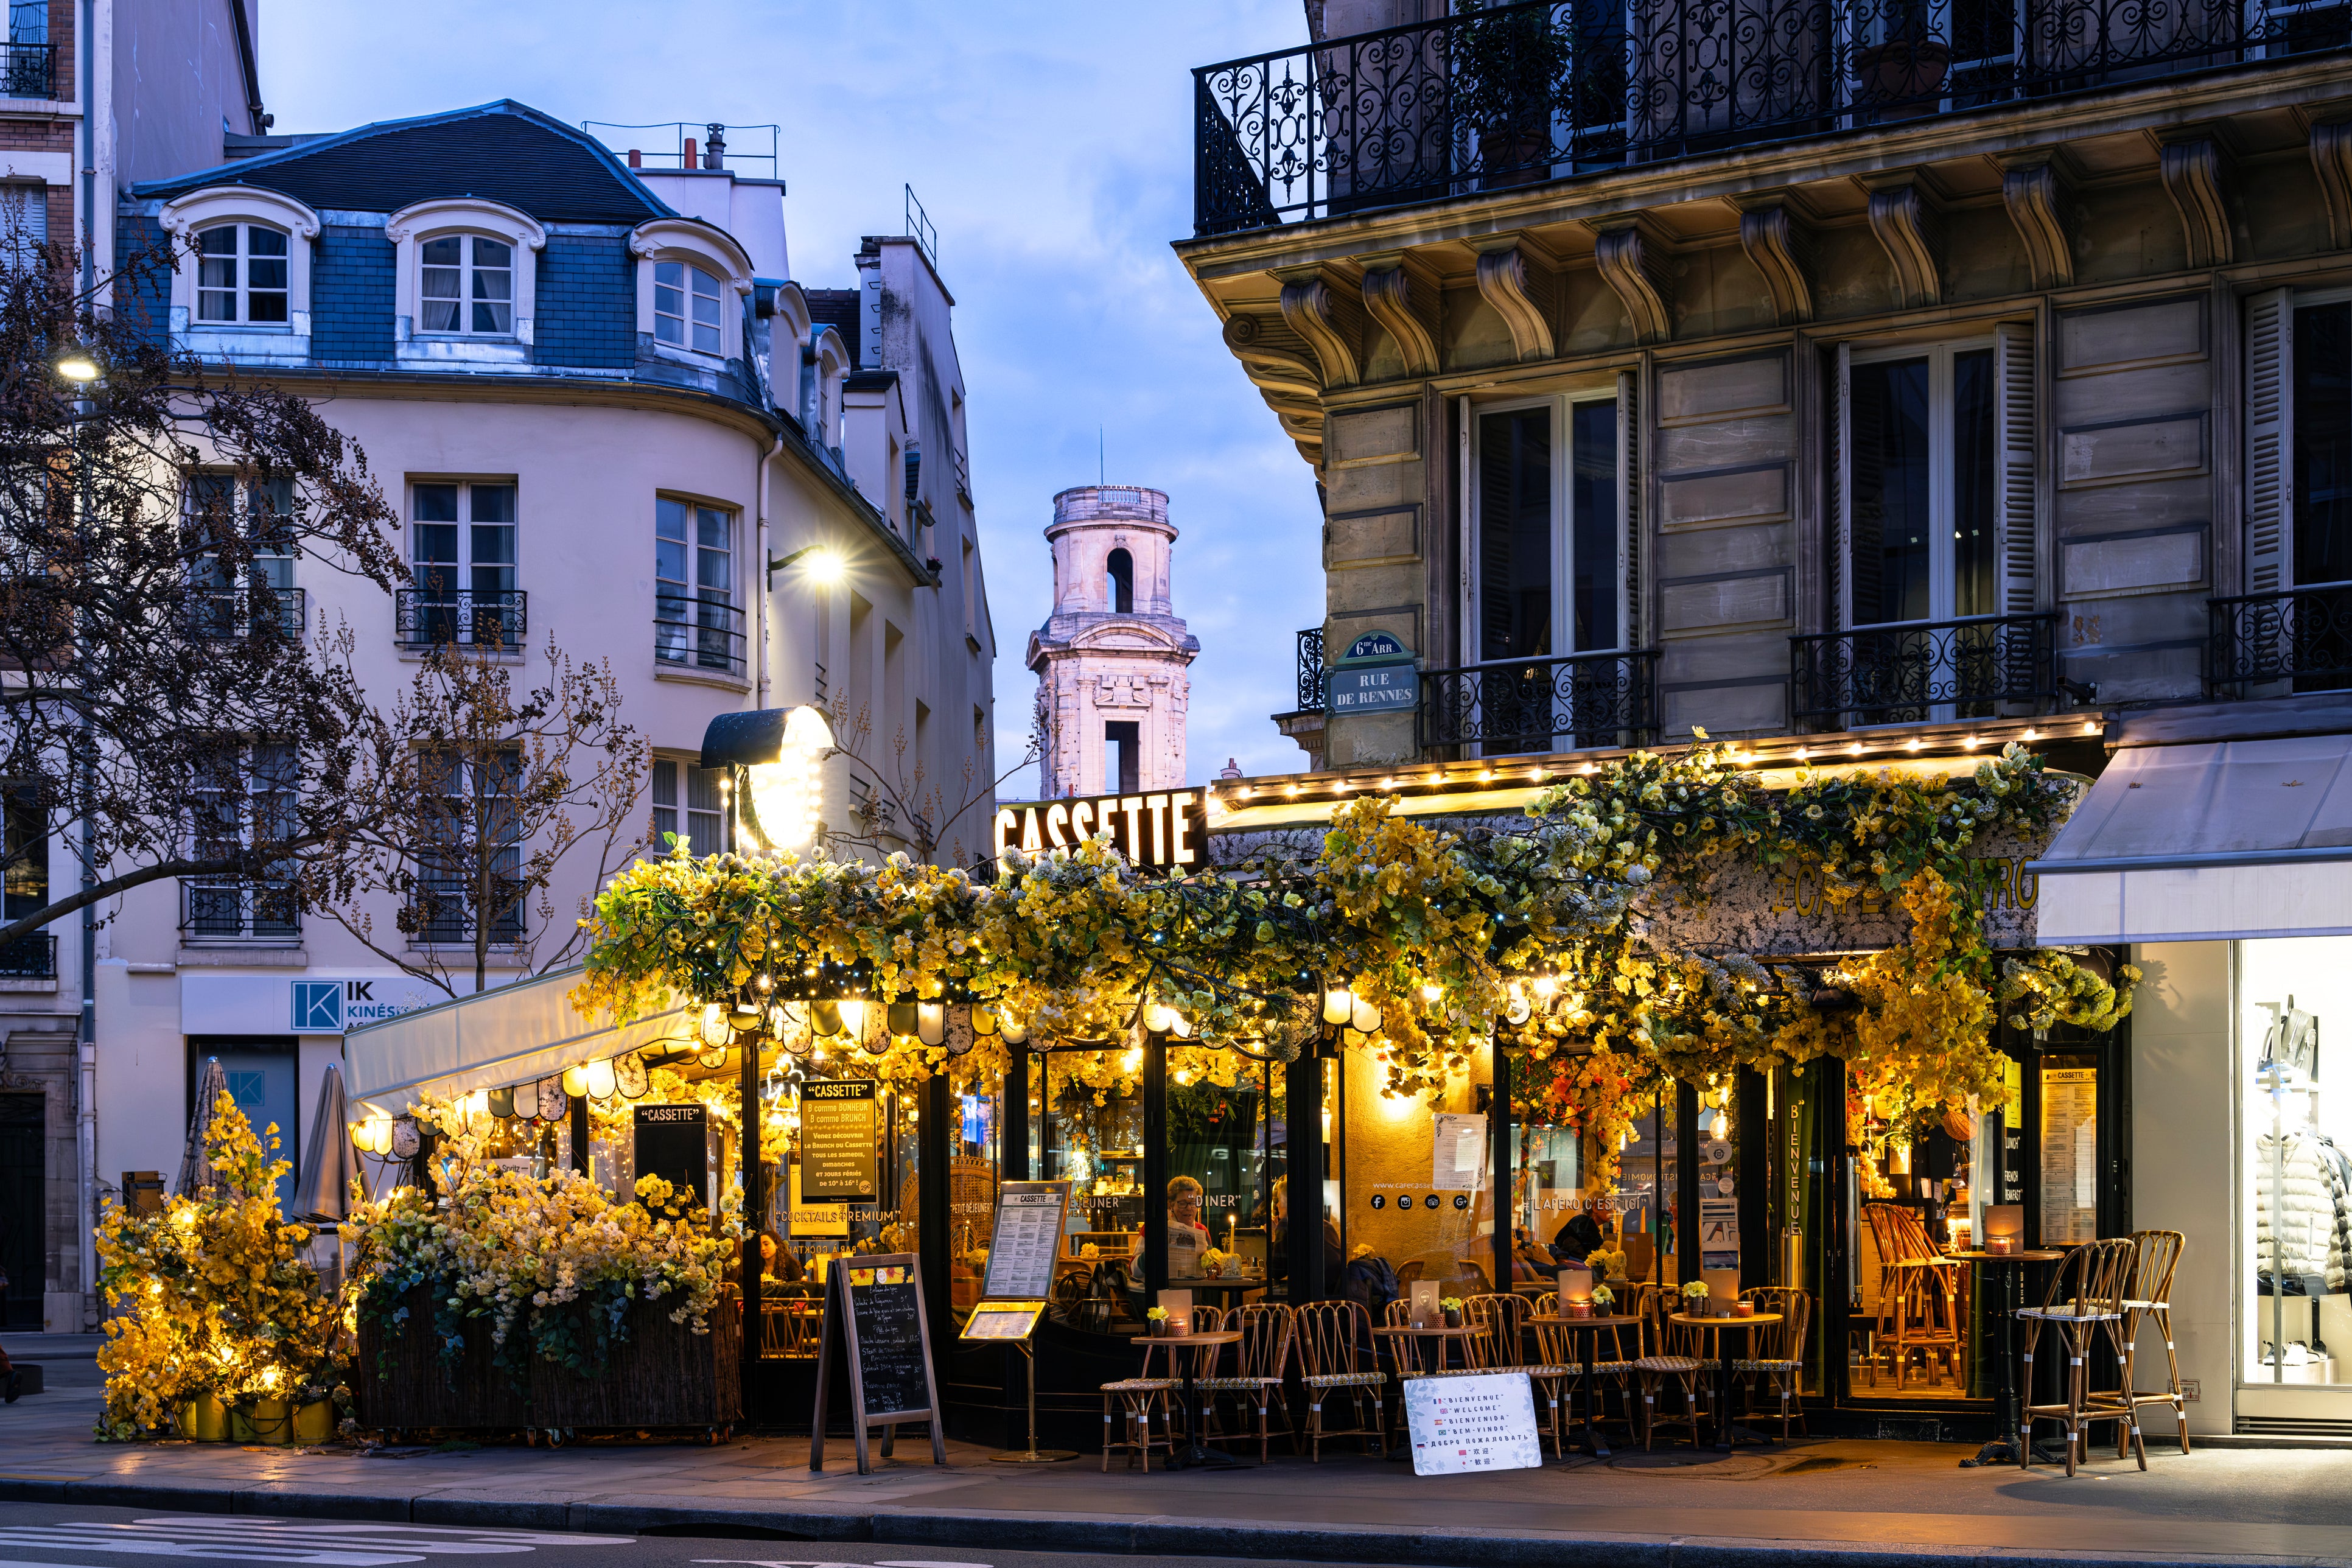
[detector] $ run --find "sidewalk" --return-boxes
[2,1366,2348,1568]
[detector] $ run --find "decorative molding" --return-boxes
[2001,163,2074,291]
[1357,250,1441,379]
[1736,205,1813,326]
[1592,225,1672,345]
[1273,264,1365,390]
[1470,237,1558,361]
[1220,313,1323,399]
[1866,184,1944,310]
[2159,137,2233,269]
[2312,122,2352,253]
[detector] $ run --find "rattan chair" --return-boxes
[1098,1317,1185,1471]
[1735,1286,1812,1441]
[1863,1202,1962,1389]
[2019,1236,2143,1477]
[2118,1230,2188,1458]
[1536,1293,1642,1447]
[1466,1292,1570,1457]
[1195,1301,1297,1461]
[1295,1298,1387,1461]
[1632,1281,1707,1450]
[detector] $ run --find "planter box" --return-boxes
[355,1286,740,1432]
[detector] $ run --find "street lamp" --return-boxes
[768,542,844,587]
[52,345,99,384]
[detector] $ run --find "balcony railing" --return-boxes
[1,43,55,100]
[656,595,747,677]
[1419,648,1660,754]
[0,932,54,979]
[1791,612,2057,728]
[1192,0,2339,233]
[396,589,528,650]
[186,586,306,642]
[2208,584,2352,698]
[1296,626,1326,711]
[180,880,300,944]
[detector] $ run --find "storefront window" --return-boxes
[1337,1043,1498,1315]
[1040,1067,1144,1336]
[948,1064,1003,1326]
[1168,1058,1273,1285]
[2241,937,2350,1390]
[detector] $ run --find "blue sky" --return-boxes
[265,2,1326,799]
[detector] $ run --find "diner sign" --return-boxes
[980,1180,1071,1300]
[1404,1372,1544,1475]
[992,790,1205,870]
[799,1080,878,1203]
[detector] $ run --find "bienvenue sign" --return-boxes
[1404,1372,1544,1475]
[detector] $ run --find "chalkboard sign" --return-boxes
[632,1103,709,1215]
[808,1252,945,1475]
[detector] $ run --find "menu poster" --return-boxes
[1433,1112,1486,1191]
[1699,1195,1741,1272]
[980,1180,1071,1300]
[799,1079,878,1202]
[962,1300,1045,1340]
[2039,1065,2098,1245]
[1403,1372,1544,1475]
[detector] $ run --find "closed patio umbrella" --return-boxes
[296,1064,360,1223]
[173,1056,230,1197]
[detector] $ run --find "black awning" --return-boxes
[700,708,788,770]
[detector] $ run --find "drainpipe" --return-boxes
[754,429,779,713]
[74,0,99,1333]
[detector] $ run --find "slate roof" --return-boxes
[132,100,673,226]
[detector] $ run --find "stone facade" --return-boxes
[1026,486,1200,798]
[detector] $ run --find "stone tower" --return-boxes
[1026,485,1200,799]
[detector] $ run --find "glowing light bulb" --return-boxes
[744,705,834,853]
[1709,1110,1729,1141]
[586,1059,617,1101]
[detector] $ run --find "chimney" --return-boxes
[704,123,727,169]
[682,138,698,168]
[626,148,642,169]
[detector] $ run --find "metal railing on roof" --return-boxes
[583,120,780,179]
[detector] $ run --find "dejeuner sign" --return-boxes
[992,790,1204,871]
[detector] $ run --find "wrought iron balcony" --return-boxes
[1419,648,1660,754]
[655,595,747,677]
[2207,584,2352,698]
[180,880,300,944]
[0,932,55,979]
[1791,612,2057,728]
[1296,626,1326,711]
[0,43,55,100]
[396,588,528,650]
[186,586,306,642]
[1193,0,2334,234]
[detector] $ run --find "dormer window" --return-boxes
[195,223,290,326]
[419,235,514,335]
[655,261,722,354]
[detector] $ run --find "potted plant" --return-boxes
[1451,0,1566,187]
[1441,1297,1465,1328]
[1591,1284,1615,1317]
[1145,1305,1172,1337]
[1681,1279,1712,1315]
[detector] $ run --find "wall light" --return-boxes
[743,705,834,854]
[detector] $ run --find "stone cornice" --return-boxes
[1592,223,1672,344]
[1866,184,1944,310]
[1736,204,1813,326]
[2001,162,2074,292]
[2159,135,2235,269]
[1358,249,1441,378]
[2311,121,2352,253]
[1471,236,1559,360]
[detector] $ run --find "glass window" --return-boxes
[654,259,724,354]
[184,743,299,942]
[1847,345,1996,626]
[649,757,729,856]
[2241,936,2351,1389]
[654,497,739,671]
[1335,1044,1500,1328]
[414,746,522,944]
[1477,407,1552,663]
[2294,303,2352,589]
[195,223,289,326]
[187,473,296,640]
[419,234,514,335]
[408,481,518,647]
[2,786,43,922]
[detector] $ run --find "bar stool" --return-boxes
[2118,1229,2189,1457]
[1864,1203,1961,1388]
[1294,1298,1386,1461]
[2018,1236,2142,1477]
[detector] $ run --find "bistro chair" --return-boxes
[2018,1236,2143,1477]
[1863,1202,1961,1389]
[1294,1298,1386,1461]
[2118,1230,2189,1457]
[1195,1301,1297,1461]
[1632,1282,1708,1450]
[1466,1292,1570,1457]
[1536,1293,1642,1447]
[1735,1287,1812,1441]
[1097,1331,1181,1472]
[1382,1298,1480,1377]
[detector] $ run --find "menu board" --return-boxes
[2039,1065,2098,1245]
[1433,1112,1485,1190]
[961,1300,1045,1340]
[799,1079,877,1202]
[1403,1372,1544,1475]
[632,1104,708,1214]
[980,1180,1070,1300]
[808,1253,945,1475]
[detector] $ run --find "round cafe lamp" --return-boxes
[1322,985,1353,1026]
[887,1000,920,1038]
[916,1001,945,1046]
[1350,993,1383,1034]
[998,1013,1029,1046]
[1144,1002,1177,1035]
[835,998,867,1041]
[699,1003,731,1049]
[810,1000,844,1037]
[970,1004,999,1038]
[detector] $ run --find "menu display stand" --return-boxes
[808,1253,947,1475]
[964,1180,1076,1464]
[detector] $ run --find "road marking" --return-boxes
[0,1521,632,1567]
[691,1559,992,1568]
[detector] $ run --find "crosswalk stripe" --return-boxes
[0,1521,634,1566]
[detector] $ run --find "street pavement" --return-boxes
[4,1337,2350,1567]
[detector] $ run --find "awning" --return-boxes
[2032,733,2352,944]
[343,964,690,1119]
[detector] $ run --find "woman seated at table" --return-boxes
[1167,1175,1211,1278]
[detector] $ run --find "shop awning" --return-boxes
[343,964,690,1118]
[2032,733,2352,944]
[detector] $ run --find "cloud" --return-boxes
[265,1,1325,799]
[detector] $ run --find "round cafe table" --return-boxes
[1670,1311,1783,1451]
[1131,1330,1245,1470]
[1946,1249,2066,1468]
[1530,1314,1640,1456]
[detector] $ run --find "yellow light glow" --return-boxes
[746,705,835,854]
[801,548,847,586]
[560,1064,589,1098]
[2081,721,2098,735]
[2023,729,2039,742]
[1533,975,1557,998]
[1419,984,1442,1004]
[54,349,98,383]
[1122,1047,1143,1073]
[586,1058,617,1101]
[1964,735,1980,749]
[1323,987,1352,1026]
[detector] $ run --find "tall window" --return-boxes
[415,747,522,944]
[651,757,729,856]
[195,223,289,325]
[655,496,740,673]
[1846,345,1996,626]
[1106,547,1135,614]
[1105,720,1139,794]
[4,786,44,922]
[184,743,298,942]
[409,481,518,646]
[419,234,513,335]
[2293,303,2352,590]
[189,474,297,640]
[654,259,723,354]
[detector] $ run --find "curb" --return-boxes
[3,1477,2348,1568]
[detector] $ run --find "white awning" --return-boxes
[2032,732,2352,944]
[343,964,689,1118]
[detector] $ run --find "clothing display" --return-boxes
[2255,1129,2350,1295]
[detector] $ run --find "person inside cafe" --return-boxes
[1167,1175,1211,1278]
[1268,1174,1345,1296]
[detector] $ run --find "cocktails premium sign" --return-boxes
[993,790,1205,870]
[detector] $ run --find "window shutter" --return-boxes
[1619,369,1640,648]
[1993,321,2037,616]
[1829,342,1852,631]
[2244,287,2294,596]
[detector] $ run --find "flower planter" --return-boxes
[176,1394,228,1442]
[229,1398,292,1445]
[292,1397,338,1444]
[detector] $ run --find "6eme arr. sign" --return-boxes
[993,789,1204,871]
[1328,630,1418,716]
